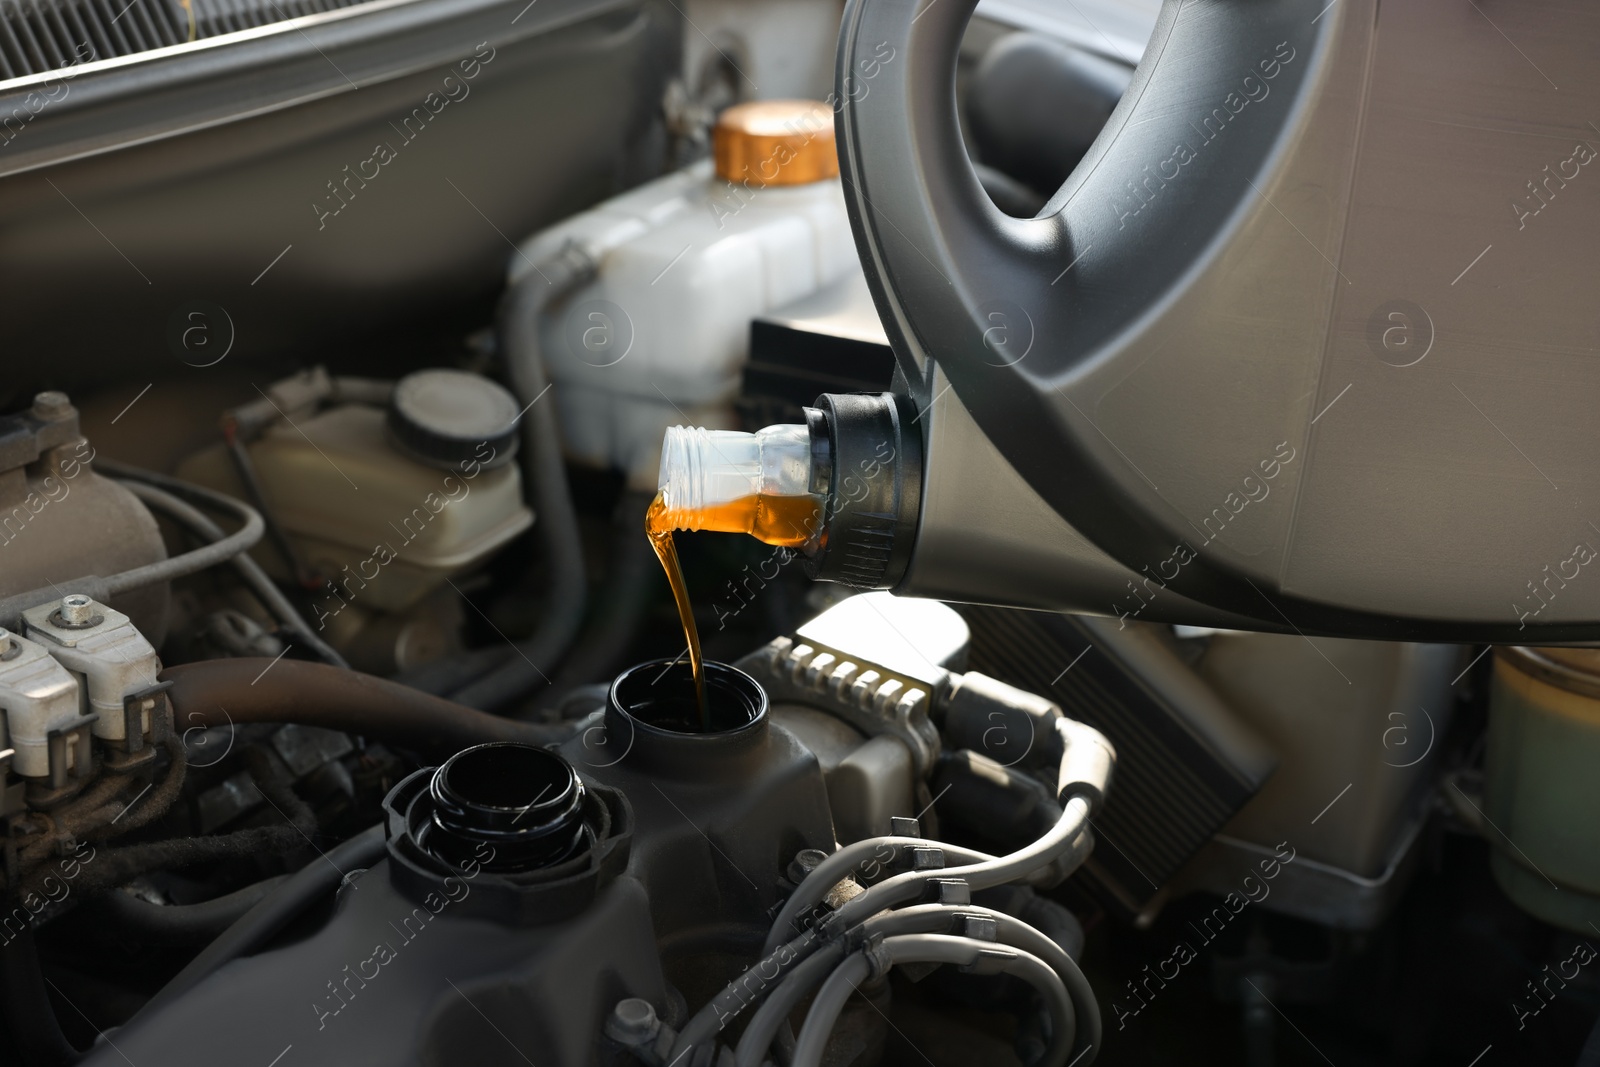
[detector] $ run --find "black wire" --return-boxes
[224,430,320,589]
[89,876,291,945]
[448,247,596,711]
[102,464,348,669]
[138,824,386,1018]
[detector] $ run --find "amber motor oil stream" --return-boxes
[649,423,824,728]
[646,488,822,728]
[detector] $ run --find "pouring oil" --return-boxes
[646,491,708,725]
[646,488,822,729]
[652,423,824,728]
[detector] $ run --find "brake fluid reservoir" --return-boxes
[177,370,533,613]
[515,100,854,486]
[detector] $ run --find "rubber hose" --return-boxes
[1012,891,1086,963]
[92,467,264,596]
[392,646,515,697]
[139,824,388,1018]
[865,904,1097,1064]
[734,942,849,1067]
[117,480,347,668]
[223,431,316,588]
[682,797,1092,1062]
[16,737,189,884]
[546,489,657,703]
[676,838,1002,1062]
[792,936,1071,1067]
[738,903,1097,1067]
[68,826,306,902]
[93,876,291,945]
[828,797,1093,933]
[763,837,999,954]
[161,657,575,758]
[83,735,188,841]
[55,747,315,899]
[450,246,597,711]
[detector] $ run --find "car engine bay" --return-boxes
[0,0,1598,1064]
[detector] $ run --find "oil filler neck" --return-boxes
[383,742,632,925]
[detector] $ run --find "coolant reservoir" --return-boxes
[514,99,856,487]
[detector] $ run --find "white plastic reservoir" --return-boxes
[511,99,857,487]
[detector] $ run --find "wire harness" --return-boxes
[664,715,1115,1067]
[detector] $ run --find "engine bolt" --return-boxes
[31,391,72,420]
[787,847,828,884]
[604,998,659,1046]
[59,594,95,626]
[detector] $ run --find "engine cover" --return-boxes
[79,660,836,1067]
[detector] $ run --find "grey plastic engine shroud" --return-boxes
[836,0,1600,642]
[76,675,838,1067]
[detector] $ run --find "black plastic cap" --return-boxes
[804,392,923,589]
[387,369,521,471]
